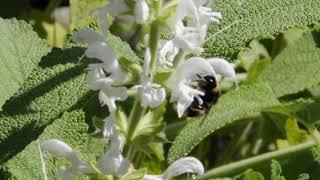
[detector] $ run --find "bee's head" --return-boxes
[203,75,217,88]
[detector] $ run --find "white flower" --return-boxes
[143,157,204,180]
[168,0,221,54]
[158,40,179,68]
[103,113,116,142]
[73,29,128,112]
[99,86,128,112]
[132,48,166,108]
[173,22,208,54]
[41,139,90,180]
[98,133,130,176]
[102,0,129,17]
[135,0,150,23]
[168,57,236,118]
[94,0,129,29]
[168,57,215,117]
[173,0,221,27]
[133,81,166,108]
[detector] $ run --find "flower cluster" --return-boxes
[41,0,238,179]
[41,138,204,179]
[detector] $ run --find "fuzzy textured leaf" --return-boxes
[259,30,320,97]
[70,0,107,30]
[0,47,89,163]
[168,83,280,163]
[0,110,88,179]
[203,0,320,58]
[0,18,50,110]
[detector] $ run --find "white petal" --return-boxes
[97,8,110,30]
[177,99,191,118]
[98,134,130,176]
[85,42,117,64]
[59,167,75,180]
[135,0,150,23]
[159,40,179,68]
[199,6,222,24]
[163,157,204,179]
[99,86,128,112]
[173,24,207,54]
[207,58,236,79]
[105,0,129,17]
[87,66,114,90]
[173,0,199,27]
[142,175,163,180]
[41,139,78,164]
[103,114,116,142]
[169,57,215,82]
[72,29,105,44]
[143,48,151,79]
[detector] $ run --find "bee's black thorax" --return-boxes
[186,75,221,117]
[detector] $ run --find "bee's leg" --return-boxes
[200,103,212,126]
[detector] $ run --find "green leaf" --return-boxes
[258,30,320,97]
[70,0,108,30]
[168,82,280,163]
[0,18,50,110]
[235,170,265,180]
[0,47,89,163]
[297,173,310,180]
[121,168,146,180]
[263,98,314,117]
[297,102,320,125]
[285,118,308,145]
[0,110,88,179]
[203,0,320,58]
[238,40,271,71]
[309,84,320,99]
[271,160,286,180]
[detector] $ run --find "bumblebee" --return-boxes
[186,74,221,117]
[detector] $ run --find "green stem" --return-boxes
[305,123,320,145]
[216,122,253,166]
[127,100,145,142]
[173,49,185,67]
[197,141,316,179]
[45,0,62,17]
[124,100,145,159]
[149,20,160,75]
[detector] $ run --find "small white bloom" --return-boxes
[133,81,166,108]
[173,0,221,27]
[168,57,215,117]
[99,86,128,112]
[173,0,199,27]
[98,133,130,176]
[135,0,150,23]
[133,48,166,108]
[41,139,90,180]
[158,40,179,68]
[103,113,116,142]
[72,29,105,45]
[198,6,222,25]
[143,157,204,180]
[173,22,207,54]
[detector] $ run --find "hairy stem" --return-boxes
[197,141,316,179]
[38,140,48,180]
[124,100,145,159]
[149,20,160,76]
